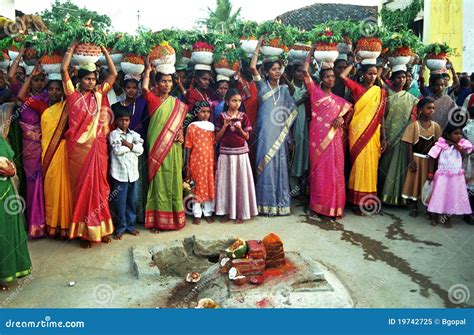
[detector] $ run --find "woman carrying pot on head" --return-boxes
[61,42,118,248]
[378,65,419,205]
[142,57,188,233]
[250,36,298,216]
[340,53,388,215]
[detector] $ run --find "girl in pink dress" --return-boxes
[427,124,473,227]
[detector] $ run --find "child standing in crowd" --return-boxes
[109,105,144,239]
[185,101,216,225]
[462,107,474,224]
[215,88,258,223]
[401,98,442,217]
[427,123,473,227]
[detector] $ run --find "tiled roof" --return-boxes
[276,3,378,30]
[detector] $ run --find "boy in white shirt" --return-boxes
[109,105,144,239]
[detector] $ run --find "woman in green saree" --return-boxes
[379,68,419,205]
[142,59,188,232]
[0,134,32,291]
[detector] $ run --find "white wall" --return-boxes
[463,0,474,73]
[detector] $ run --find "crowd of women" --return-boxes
[1,35,474,291]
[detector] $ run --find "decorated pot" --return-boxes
[426,58,447,71]
[337,43,352,54]
[156,63,175,75]
[357,50,381,61]
[240,39,258,54]
[261,46,284,57]
[99,53,124,65]
[8,50,18,61]
[42,64,61,74]
[215,67,236,77]
[191,51,213,65]
[388,56,411,66]
[181,56,191,65]
[313,50,339,64]
[120,62,145,75]
[73,43,102,66]
[151,53,176,67]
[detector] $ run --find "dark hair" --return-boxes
[334,59,348,67]
[443,122,463,138]
[191,100,211,115]
[195,70,212,79]
[319,67,334,79]
[429,74,445,87]
[390,70,406,81]
[217,79,230,86]
[78,69,97,80]
[262,59,283,78]
[123,78,139,87]
[460,76,470,88]
[112,104,130,119]
[361,64,377,73]
[46,80,63,90]
[442,73,450,79]
[417,97,435,111]
[239,60,253,82]
[155,72,172,83]
[223,88,243,112]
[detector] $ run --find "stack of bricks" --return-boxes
[231,240,266,276]
[262,233,285,269]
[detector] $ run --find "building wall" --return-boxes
[463,0,474,73]
[424,0,463,72]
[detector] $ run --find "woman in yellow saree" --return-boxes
[340,60,387,215]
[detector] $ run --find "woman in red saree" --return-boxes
[61,43,118,248]
[303,57,351,218]
[340,58,387,215]
[142,59,188,232]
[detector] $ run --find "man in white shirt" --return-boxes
[109,105,144,239]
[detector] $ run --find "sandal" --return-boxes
[127,230,140,236]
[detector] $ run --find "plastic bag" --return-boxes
[421,180,432,206]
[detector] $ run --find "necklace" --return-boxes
[122,100,136,116]
[81,91,98,116]
[266,80,281,105]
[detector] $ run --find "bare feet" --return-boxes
[102,235,112,244]
[235,219,244,224]
[204,216,214,223]
[127,230,140,236]
[150,228,160,234]
[81,240,92,249]
[113,234,123,240]
[220,215,230,223]
[192,218,201,225]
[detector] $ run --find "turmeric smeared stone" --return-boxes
[262,233,285,269]
[247,240,266,259]
[225,237,248,259]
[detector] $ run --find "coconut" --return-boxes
[225,237,248,259]
[219,257,232,274]
[185,272,201,283]
[196,298,219,308]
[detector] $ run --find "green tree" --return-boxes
[204,0,241,33]
[40,0,112,33]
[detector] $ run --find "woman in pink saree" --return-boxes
[304,58,352,218]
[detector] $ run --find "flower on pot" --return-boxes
[423,42,452,60]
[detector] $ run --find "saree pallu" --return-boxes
[41,101,72,238]
[255,82,298,216]
[379,91,418,205]
[308,82,351,217]
[145,97,187,230]
[0,137,32,282]
[19,102,45,238]
[7,105,26,199]
[289,84,309,195]
[64,81,114,242]
[348,86,386,205]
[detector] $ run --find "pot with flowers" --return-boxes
[63,19,107,66]
[213,45,244,77]
[353,24,384,65]
[383,29,421,67]
[150,41,177,74]
[115,33,148,75]
[27,31,67,75]
[287,27,311,60]
[310,26,341,66]
[99,33,125,66]
[233,21,259,55]
[423,42,452,71]
[189,32,216,68]
[330,20,357,55]
[257,20,293,57]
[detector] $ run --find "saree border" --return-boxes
[42,102,68,175]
